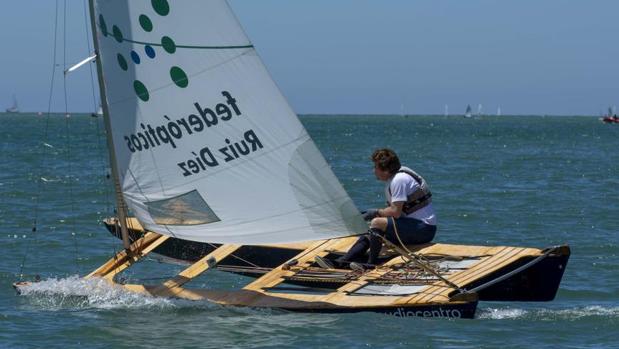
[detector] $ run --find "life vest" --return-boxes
[387,168,432,215]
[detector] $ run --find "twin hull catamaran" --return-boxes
[15,0,569,318]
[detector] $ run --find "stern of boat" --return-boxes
[470,245,570,301]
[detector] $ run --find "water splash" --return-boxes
[17,276,177,310]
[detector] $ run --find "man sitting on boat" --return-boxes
[317,148,437,269]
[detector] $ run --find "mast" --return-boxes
[87,0,131,250]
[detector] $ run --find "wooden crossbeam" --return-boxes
[86,232,169,280]
[243,237,356,292]
[144,244,240,297]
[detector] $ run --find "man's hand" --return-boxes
[362,209,379,221]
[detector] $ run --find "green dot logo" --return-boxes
[152,0,170,16]
[112,25,123,43]
[139,15,153,32]
[161,36,176,54]
[134,80,150,102]
[170,67,188,88]
[117,54,128,71]
[101,0,189,103]
[99,15,108,37]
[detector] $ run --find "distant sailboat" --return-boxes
[601,105,619,124]
[497,106,502,116]
[444,104,449,117]
[91,103,103,117]
[464,104,472,118]
[476,104,483,117]
[5,95,19,113]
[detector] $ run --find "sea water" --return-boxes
[0,113,617,348]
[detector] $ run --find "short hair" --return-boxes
[371,148,401,174]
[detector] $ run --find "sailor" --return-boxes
[316,148,437,269]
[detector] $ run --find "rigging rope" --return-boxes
[17,0,61,281]
[61,0,81,275]
[384,217,463,291]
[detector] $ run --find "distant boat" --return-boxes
[91,104,103,117]
[600,106,619,124]
[464,104,472,118]
[5,95,18,113]
[476,104,483,117]
[444,104,449,117]
[497,106,502,116]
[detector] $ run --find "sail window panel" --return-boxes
[146,190,220,225]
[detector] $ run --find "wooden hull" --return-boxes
[14,280,477,319]
[103,218,570,302]
[471,248,569,301]
[136,286,478,319]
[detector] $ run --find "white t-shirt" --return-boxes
[385,166,437,226]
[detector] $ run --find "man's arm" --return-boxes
[378,201,404,218]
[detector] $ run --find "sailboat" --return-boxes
[5,94,19,113]
[93,103,103,117]
[15,0,570,318]
[464,104,472,118]
[476,103,483,117]
[600,106,619,124]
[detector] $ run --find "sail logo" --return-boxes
[98,0,187,102]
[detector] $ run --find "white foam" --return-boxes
[539,305,619,320]
[478,307,527,319]
[478,305,619,320]
[17,276,178,310]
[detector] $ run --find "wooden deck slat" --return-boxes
[453,247,539,287]
[406,246,516,303]
[408,246,538,304]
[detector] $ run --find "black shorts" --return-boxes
[385,216,436,245]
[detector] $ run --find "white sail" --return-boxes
[91,0,365,244]
[464,104,472,118]
[6,94,18,113]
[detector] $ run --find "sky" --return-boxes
[0,0,618,115]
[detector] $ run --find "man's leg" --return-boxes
[335,235,370,266]
[384,217,437,246]
[367,217,389,265]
